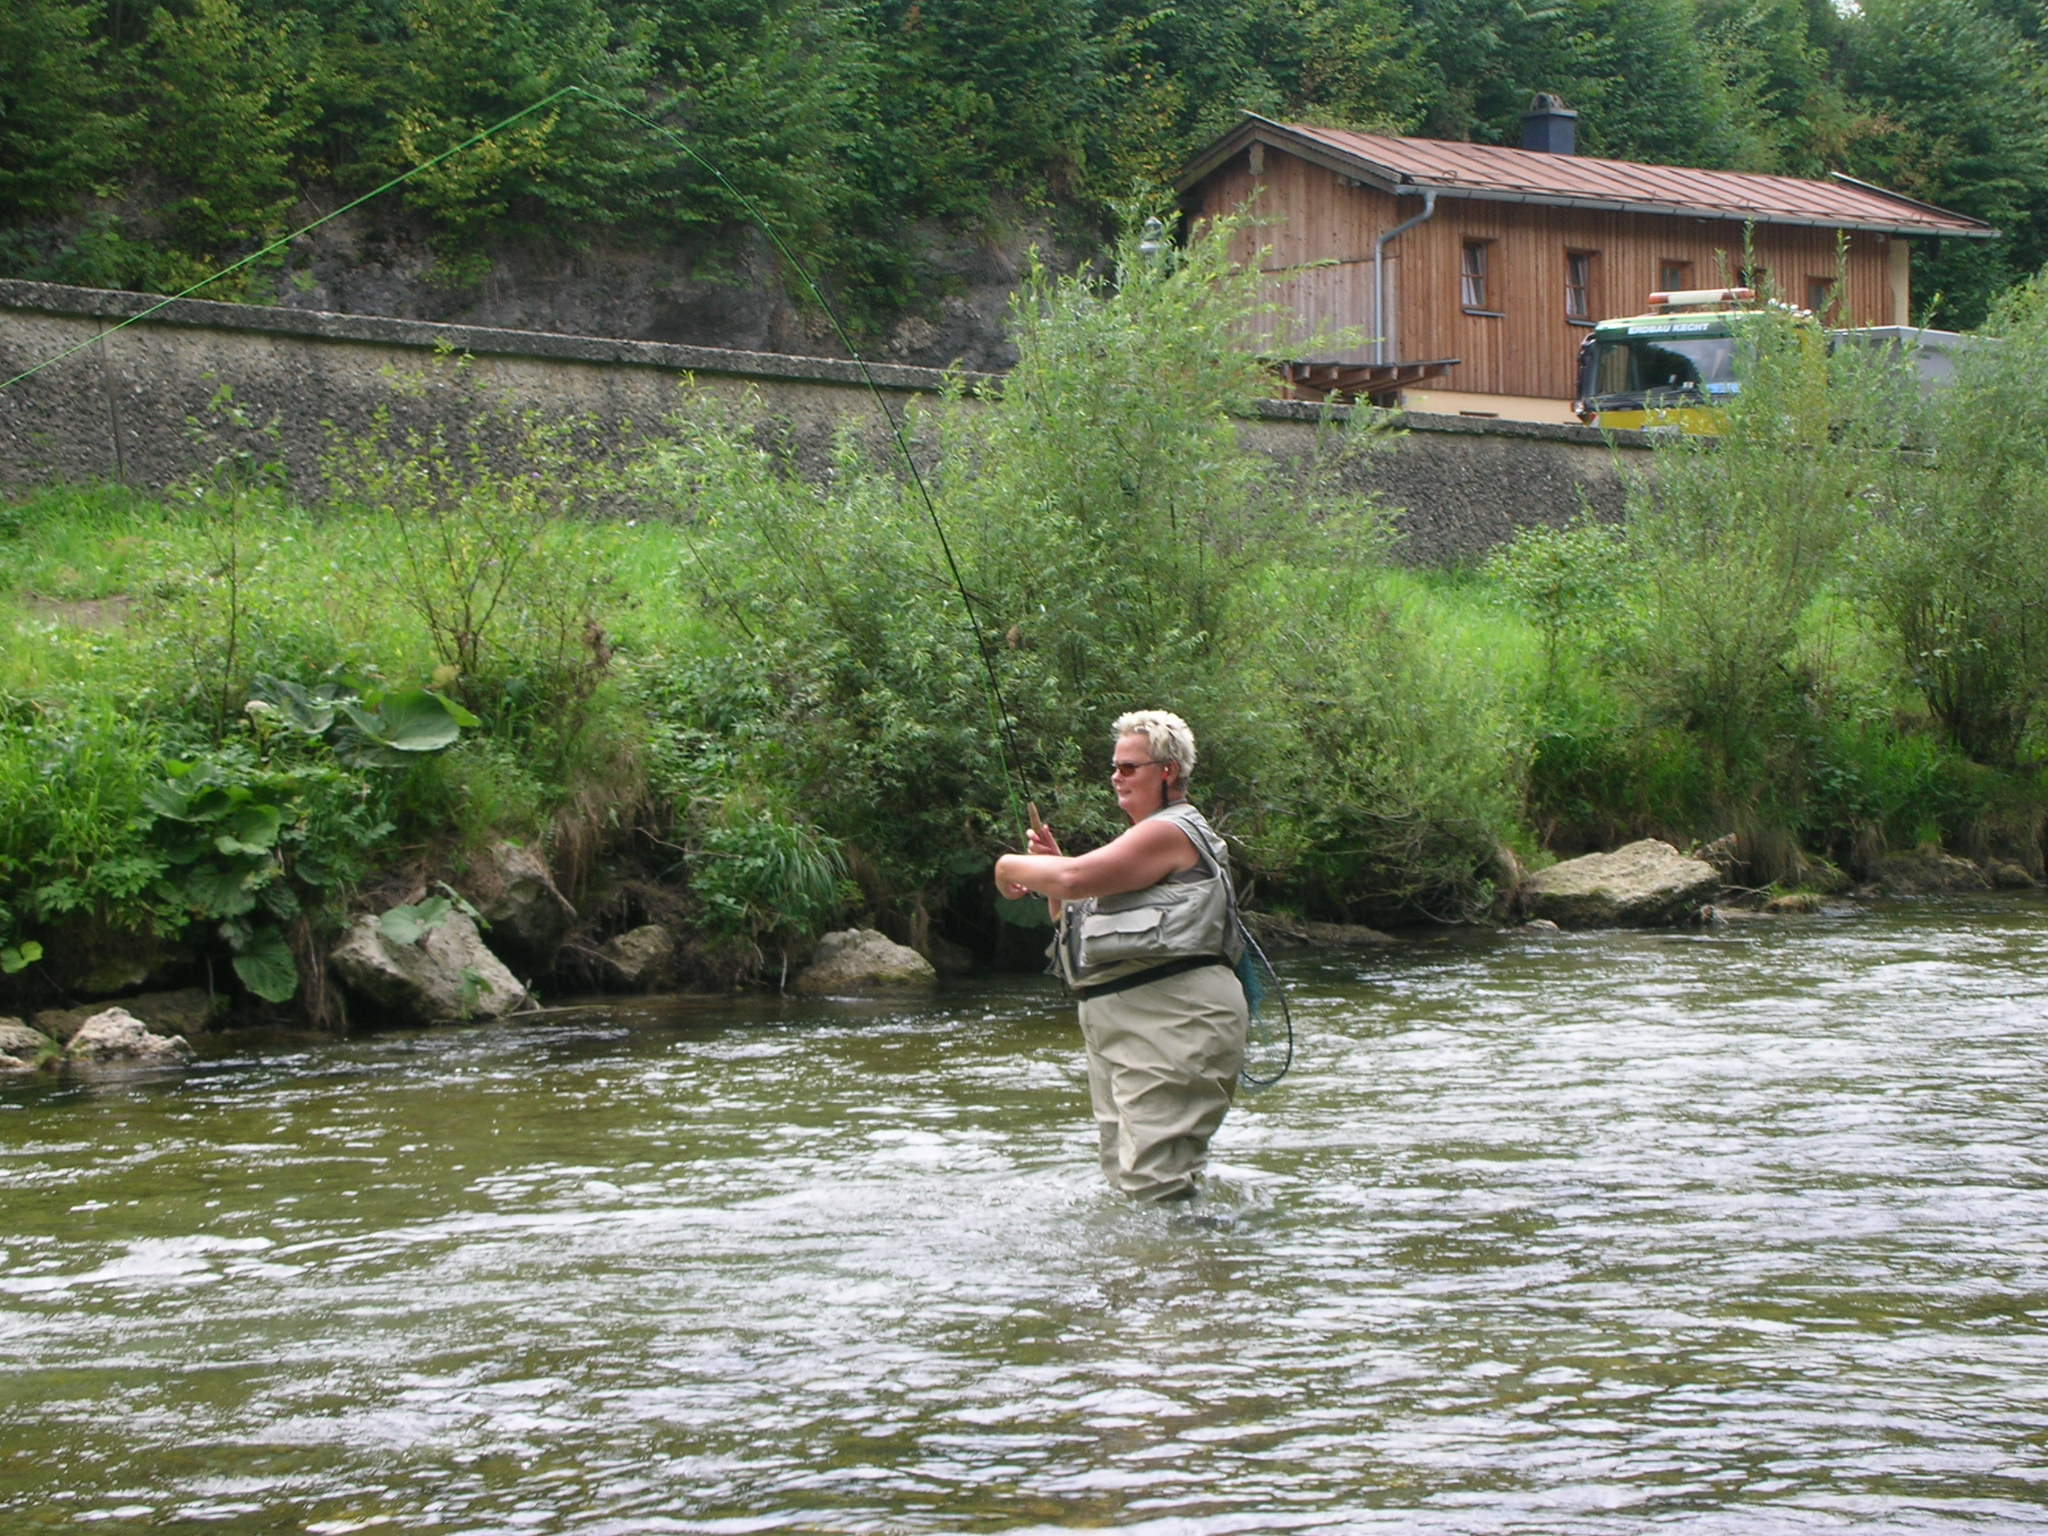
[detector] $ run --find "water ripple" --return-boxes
[3,900,2046,1532]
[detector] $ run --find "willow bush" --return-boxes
[1852,273,2048,770]
[1485,291,2048,883]
[628,213,1526,926]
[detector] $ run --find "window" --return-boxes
[1659,260,1691,293]
[1566,250,1596,322]
[1461,241,1492,311]
[1807,276,1838,319]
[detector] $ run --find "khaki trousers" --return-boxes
[1076,963,1247,1201]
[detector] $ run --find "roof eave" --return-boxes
[1828,171,1996,235]
[1433,183,1998,237]
[1174,112,1408,197]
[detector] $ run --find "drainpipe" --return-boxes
[1373,188,1438,365]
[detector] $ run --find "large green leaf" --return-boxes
[213,803,283,856]
[183,863,259,918]
[378,896,453,946]
[336,688,481,760]
[250,674,344,735]
[231,924,299,1003]
[144,778,244,824]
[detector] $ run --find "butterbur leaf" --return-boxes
[251,674,343,734]
[160,828,216,866]
[149,780,244,824]
[212,803,283,855]
[231,924,299,1003]
[379,896,454,946]
[184,864,259,918]
[259,881,302,921]
[340,689,478,755]
[142,779,195,820]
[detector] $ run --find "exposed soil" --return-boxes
[21,593,134,629]
[262,204,1096,373]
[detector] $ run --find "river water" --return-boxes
[3,898,2045,1534]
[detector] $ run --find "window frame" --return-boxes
[1565,249,1597,324]
[1461,239,1498,315]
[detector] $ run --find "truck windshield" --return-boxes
[1581,332,1740,407]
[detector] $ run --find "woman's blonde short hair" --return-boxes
[1112,709,1196,781]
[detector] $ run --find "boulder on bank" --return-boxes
[1864,846,1992,895]
[1518,839,1722,928]
[598,924,678,991]
[1986,859,2036,890]
[33,987,225,1045]
[329,911,529,1026]
[461,840,577,970]
[791,928,936,994]
[64,1007,197,1070]
[0,1017,54,1074]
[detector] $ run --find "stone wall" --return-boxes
[0,279,1645,563]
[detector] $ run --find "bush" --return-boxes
[1853,273,2048,768]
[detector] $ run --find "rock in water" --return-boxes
[330,912,529,1025]
[791,929,937,994]
[64,1008,197,1070]
[1518,839,1721,928]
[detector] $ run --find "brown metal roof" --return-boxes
[1181,115,1996,239]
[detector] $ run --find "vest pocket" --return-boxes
[1076,904,1168,967]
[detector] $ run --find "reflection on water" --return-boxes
[4,899,2047,1533]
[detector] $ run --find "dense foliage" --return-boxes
[4,0,2047,326]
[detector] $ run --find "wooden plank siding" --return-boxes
[1189,147,1901,405]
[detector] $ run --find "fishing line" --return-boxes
[0,83,1041,842]
[1235,922,1293,1087]
[574,87,1036,839]
[0,87,586,393]
[7,88,1300,1064]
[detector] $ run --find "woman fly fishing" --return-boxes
[994,710,1248,1202]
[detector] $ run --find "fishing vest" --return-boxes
[1054,801,1244,994]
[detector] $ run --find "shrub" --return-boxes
[1853,272,2048,768]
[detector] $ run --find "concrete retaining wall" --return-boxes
[0,279,1645,563]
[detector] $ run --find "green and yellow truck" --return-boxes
[1574,287,1971,433]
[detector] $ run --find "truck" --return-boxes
[1574,287,1971,433]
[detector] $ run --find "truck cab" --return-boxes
[1575,287,1771,433]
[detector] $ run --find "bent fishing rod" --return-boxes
[1,86,1290,1077]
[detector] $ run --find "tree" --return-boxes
[364,0,663,256]
[138,0,308,260]
[1839,0,2048,327]
[864,0,1108,215]
[0,0,131,219]
[1698,0,1869,176]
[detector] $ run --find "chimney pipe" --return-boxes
[1522,93,1577,155]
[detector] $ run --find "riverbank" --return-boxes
[7,228,2048,1038]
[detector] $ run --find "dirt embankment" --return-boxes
[268,208,1091,373]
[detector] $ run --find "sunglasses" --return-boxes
[1110,759,1165,777]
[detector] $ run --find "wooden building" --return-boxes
[1176,103,1996,422]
